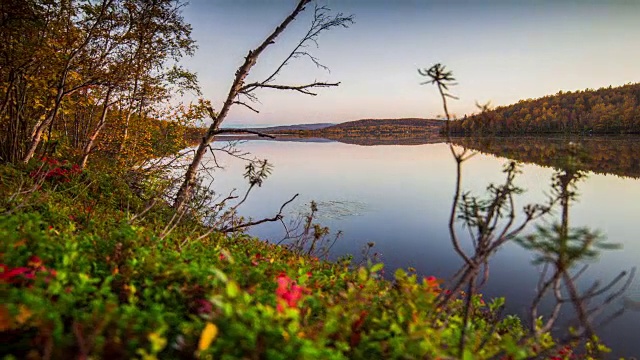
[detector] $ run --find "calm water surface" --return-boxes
[204,139,640,357]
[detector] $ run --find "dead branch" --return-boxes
[128,199,158,224]
[232,100,260,113]
[251,3,354,87]
[218,193,299,233]
[213,128,276,139]
[240,81,340,96]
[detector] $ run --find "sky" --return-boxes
[181,0,640,126]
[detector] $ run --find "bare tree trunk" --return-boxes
[173,140,208,211]
[22,82,66,163]
[118,107,134,154]
[172,0,311,211]
[21,0,113,164]
[117,77,139,155]
[80,88,112,169]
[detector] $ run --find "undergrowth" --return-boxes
[0,158,592,359]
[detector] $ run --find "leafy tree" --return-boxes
[0,0,198,168]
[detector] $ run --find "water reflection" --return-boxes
[451,136,640,179]
[206,138,640,356]
[445,140,636,357]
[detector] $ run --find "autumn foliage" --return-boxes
[0,0,203,167]
[448,83,640,135]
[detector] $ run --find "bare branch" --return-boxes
[240,81,340,96]
[232,100,260,113]
[208,142,253,162]
[207,0,312,132]
[258,3,354,85]
[213,128,276,139]
[128,199,158,224]
[219,194,299,233]
[174,0,351,210]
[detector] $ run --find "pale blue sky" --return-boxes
[182,0,640,126]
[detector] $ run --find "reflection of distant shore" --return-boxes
[212,134,640,177]
[450,135,640,179]
[213,134,446,146]
[213,135,333,143]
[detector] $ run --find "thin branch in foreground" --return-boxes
[219,193,299,233]
[128,199,158,224]
[213,128,276,139]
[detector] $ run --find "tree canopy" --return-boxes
[448,83,640,135]
[0,0,200,167]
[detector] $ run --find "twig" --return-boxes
[219,194,299,233]
[232,100,260,113]
[213,128,275,139]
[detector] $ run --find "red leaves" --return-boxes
[550,345,575,360]
[275,273,308,313]
[350,310,368,347]
[195,299,213,315]
[0,265,33,282]
[29,157,82,183]
[27,255,42,268]
[424,275,445,295]
[424,276,439,289]
[1,256,56,284]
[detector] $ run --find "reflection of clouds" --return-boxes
[291,200,369,221]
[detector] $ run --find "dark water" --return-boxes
[204,137,640,357]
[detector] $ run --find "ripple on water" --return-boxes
[290,200,370,221]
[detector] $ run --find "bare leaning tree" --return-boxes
[172,0,353,212]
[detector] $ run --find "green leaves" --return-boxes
[243,159,273,187]
[516,223,618,266]
[226,281,240,298]
[369,263,384,274]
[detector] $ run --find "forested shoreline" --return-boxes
[447,83,640,135]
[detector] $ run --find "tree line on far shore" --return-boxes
[448,83,640,135]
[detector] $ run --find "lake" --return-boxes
[202,136,640,357]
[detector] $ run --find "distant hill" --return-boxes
[223,118,446,143]
[448,83,640,135]
[324,118,444,132]
[211,118,446,142]
[244,123,334,133]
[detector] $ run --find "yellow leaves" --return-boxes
[16,305,32,325]
[198,322,219,352]
[0,304,33,331]
[148,331,167,353]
